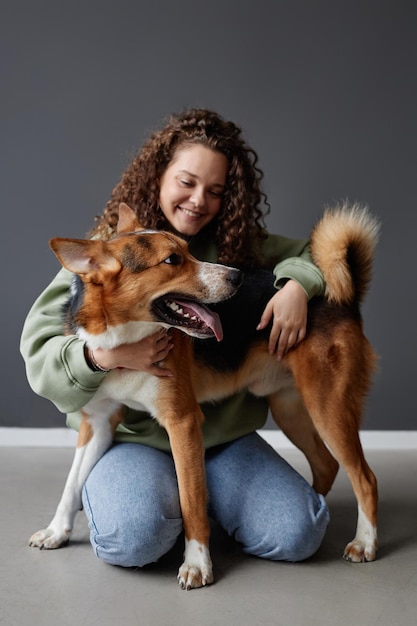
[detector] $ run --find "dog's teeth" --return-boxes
[166,301,197,321]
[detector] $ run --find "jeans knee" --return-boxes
[244,494,330,563]
[92,515,183,568]
[81,445,183,568]
[275,515,326,562]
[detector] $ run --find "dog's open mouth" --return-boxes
[152,295,223,341]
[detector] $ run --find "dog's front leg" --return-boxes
[163,408,213,590]
[29,406,123,549]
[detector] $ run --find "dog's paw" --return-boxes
[177,539,213,590]
[343,539,377,562]
[177,562,214,590]
[29,527,70,550]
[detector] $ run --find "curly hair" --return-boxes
[91,108,270,267]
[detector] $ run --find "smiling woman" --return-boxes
[158,144,228,237]
[91,108,269,269]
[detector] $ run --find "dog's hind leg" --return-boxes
[318,423,378,562]
[268,388,339,496]
[287,336,378,562]
[29,406,123,550]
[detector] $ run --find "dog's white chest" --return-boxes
[86,369,160,416]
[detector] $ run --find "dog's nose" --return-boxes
[227,268,242,288]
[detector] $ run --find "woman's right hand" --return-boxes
[88,328,174,377]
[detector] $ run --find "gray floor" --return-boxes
[1,446,416,626]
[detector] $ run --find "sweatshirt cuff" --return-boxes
[273,257,325,300]
[61,336,107,392]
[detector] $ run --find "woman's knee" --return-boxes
[206,434,330,563]
[81,442,183,567]
[241,493,329,562]
[92,512,183,567]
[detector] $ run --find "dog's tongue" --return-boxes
[177,300,223,341]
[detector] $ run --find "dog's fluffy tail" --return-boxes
[310,202,380,305]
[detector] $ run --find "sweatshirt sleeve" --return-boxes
[260,233,325,300]
[20,268,106,414]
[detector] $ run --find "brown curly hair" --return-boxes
[91,108,270,267]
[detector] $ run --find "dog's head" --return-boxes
[50,204,241,346]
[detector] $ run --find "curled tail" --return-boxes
[310,202,380,305]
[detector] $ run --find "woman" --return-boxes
[21,108,329,569]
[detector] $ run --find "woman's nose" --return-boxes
[190,187,204,208]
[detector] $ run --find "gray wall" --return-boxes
[2,0,416,430]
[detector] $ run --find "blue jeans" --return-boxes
[82,433,329,567]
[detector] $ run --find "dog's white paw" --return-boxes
[177,562,214,590]
[177,539,213,590]
[29,527,70,550]
[343,507,377,562]
[343,538,377,562]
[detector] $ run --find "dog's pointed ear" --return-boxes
[117,203,144,234]
[49,238,120,277]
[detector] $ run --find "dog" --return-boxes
[29,201,379,590]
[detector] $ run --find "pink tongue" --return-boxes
[176,300,223,341]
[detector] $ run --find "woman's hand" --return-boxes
[88,328,174,377]
[257,280,308,360]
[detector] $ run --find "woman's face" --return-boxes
[159,144,228,236]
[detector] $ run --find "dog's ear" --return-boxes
[49,238,120,277]
[117,203,144,234]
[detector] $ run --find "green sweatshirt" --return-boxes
[20,229,324,451]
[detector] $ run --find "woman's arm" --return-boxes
[20,268,107,414]
[258,233,325,359]
[261,233,325,299]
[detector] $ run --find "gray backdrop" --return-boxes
[2,0,416,430]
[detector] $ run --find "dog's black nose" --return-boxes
[227,268,242,288]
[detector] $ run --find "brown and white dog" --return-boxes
[29,202,379,590]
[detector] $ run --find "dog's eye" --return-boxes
[163,253,182,265]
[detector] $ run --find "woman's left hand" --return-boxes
[257,279,308,360]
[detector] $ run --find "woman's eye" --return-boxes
[163,254,182,265]
[180,179,192,187]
